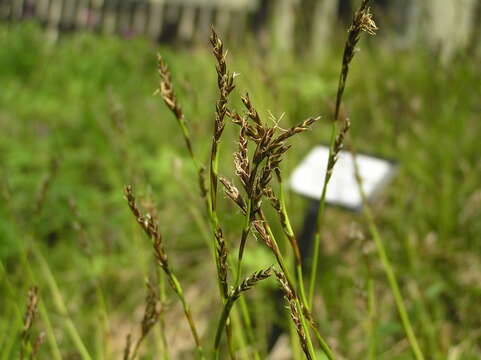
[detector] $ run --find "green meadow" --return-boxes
[1,21,480,359]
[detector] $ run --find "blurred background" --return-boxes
[1,0,480,359]
[1,0,480,59]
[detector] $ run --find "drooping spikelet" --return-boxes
[274,270,312,360]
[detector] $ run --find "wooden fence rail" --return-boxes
[0,0,258,41]
[0,0,479,60]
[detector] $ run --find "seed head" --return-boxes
[231,266,273,301]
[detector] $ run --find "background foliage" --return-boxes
[1,21,480,359]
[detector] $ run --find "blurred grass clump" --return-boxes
[0,21,480,359]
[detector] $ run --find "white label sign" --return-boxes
[289,146,396,210]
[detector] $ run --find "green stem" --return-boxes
[157,270,169,359]
[263,222,296,292]
[230,306,250,360]
[288,319,303,360]
[236,159,262,286]
[354,163,425,360]
[1,212,63,360]
[214,297,236,356]
[260,212,334,360]
[1,312,19,360]
[165,49,250,359]
[209,131,238,359]
[367,277,376,360]
[296,265,308,313]
[210,143,220,215]
[275,178,334,359]
[226,318,236,360]
[277,179,308,307]
[278,176,302,267]
[0,261,23,319]
[167,273,205,358]
[294,297,317,360]
[11,281,59,360]
[308,121,337,308]
[89,265,110,359]
[237,297,260,360]
[404,236,442,360]
[17,255,63,360]
[310,325,334,360]
[32,245,92,360]
[39,299,63,360]
[364,206,425,360]
[236,199,252,286]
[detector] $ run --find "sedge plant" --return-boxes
[133,26,335,358]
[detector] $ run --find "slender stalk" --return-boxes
[170,274,204,354]
[32,245,92,360]
[367,277,376,360]
[214,298,237,352]
[228,307,248,359]
[308,0,377,308]
[295,298,317,360]
[157,270,170,360]
[0,262,28,360]
[1,315,17,360]
[236,158,262,284]
[130,335,146,360]
[71,202,111,359]
[151,270,204,359]
[357,228,377,360]
[237,296,261,360]
[363,206,424,360]
[274,172,309,306]
[308,120,336,307]
[268,172,301,264]
[0,261,23,320]
[288,319,303,360]
[235,198,252,285]
[2,167,62,360]
[352,154,425,360]
[258,210,297,291]
[404,236,442,359]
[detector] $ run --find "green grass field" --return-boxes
[1,22,480,359]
